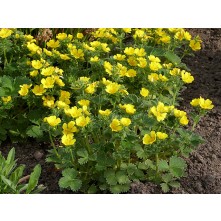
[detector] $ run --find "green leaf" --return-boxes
[136,149,146,159]
[6,148,15,165]
[110,184,130,194]
[116,171,130,184]
[169,181,181,188]
[158,160,169,172]
[0,175,16,192]
[69,179,82,192]
[77,149,89,165]
[1,75,13,90]
[164,51,181,65]
[145,159,156,170]
[169,156,187,178]
[0,87,5,96]
[26,125,43,138]
[26,164,41,194]
[161,183,170,193]
[62,168,78,179]
[126,163,137,175]
[138,162,148,170]
[162,173,173,183]
[104,170,117,185]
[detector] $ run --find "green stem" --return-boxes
[4,49,8,66]
[84,135,92,154]
[49,130,60,158]
[155,153,159,174]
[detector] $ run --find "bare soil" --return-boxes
[1,29,221,194]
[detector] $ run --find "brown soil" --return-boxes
[1,29,221,194]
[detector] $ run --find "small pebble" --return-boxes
[34,150,44,160]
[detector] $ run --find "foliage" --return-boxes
[0,147,44,193]
[0,28,213,193]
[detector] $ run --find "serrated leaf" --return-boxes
[77,149,89,165]
[145,159,156,170]
[162,173,173,183]
[26,125,43,138]
[105,170,117,185]
[136,149,146,159]
[59,177,72,188]
[69,179,82,192]
[110,184,130,194]
[0,87,5,96]
[126,163,137,175]
[1,75,13,90]
[138,162,148,170]
[161,183,170,193]
[169,181,181,188]
[158,160,169,172]
[26,164,41,194]
[169,156,187,178]
[116,171,130,184]
[62,168,78,179]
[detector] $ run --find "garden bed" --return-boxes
[1,28,220,194]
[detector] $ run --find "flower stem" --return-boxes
[49,130,60,158]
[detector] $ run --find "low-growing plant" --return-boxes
[0,28,213,193]
[0,147,44,193]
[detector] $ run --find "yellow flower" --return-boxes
[181,72,194,83]
[0,28,13,38]
[148,55,161,63]
[32,84,46,96]
[120,118,131,126]
[27,42,42,54]
[137,57,147,68]
[65,106,82,118]
[110,119,122,132]
[189,39,201,51]
[1,96,12,103]
[60,54,70,60]
[170,68,181,76]
[85,82,97,94]
[56,33,67,40]
[117,63,128,76]
[126,69,137,77]
[99,109,112,116]
[134,48,146,57]
[184,31,192,41]
[42,95,55,108]
[120,104,136,114]
[174,109,187,118]
[159,74,168,82]
[56,101,69,109]
[80,77,90,83]
[104,61,112,75]
[127,56,138,66]
[62,121,78,135]
[59,90,71,101]
[70,48,84,59]
[105,82,121,94]
[124,47,135,55]
[140,88,149,97]
[61,133,76,146]
[122,28,131,33]
[41,77,55,88]
[31,60,43,69]
[43,48,52,56]
[149,62,162,71]
[41,66,55,76]
[47,39,60,48]
[150,102,169,122]
[78,99,90,106]
[143,131,156,145]
[160,35,171,44]
[156,132,168,140]
[54,75,65,87]
[190,98,200,107]
[18,84,32,96]
[29,70,38,77]
[44,116,61,127]
[179,115,189,125]
[148,73,159,82]
[77,33,84,39]
[76,116,90,127]
[90,56,100,62]
[191,97,214,110]
[113,54,126,61]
